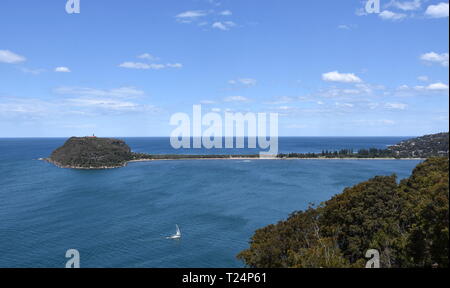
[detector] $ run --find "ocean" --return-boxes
[0,137,421,268]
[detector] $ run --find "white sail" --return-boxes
[166,224,182,239]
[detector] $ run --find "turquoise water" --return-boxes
[0,138,421,267]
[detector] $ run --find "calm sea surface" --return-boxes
[0,137,421,267]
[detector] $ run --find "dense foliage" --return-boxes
[237,158,449,268]
[49,137,133,168]
[278,148,394,159]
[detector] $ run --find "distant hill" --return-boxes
[388,132,449,158]
[277,132,450,159]
[48,137,133,169]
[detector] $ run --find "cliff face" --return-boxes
[388,132,449,158]
[48,137,133,169]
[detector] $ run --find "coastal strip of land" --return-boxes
[128,156,425,162]
[40,155,425,170]
[43,133,448,169]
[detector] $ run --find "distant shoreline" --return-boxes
[40,156,425,170]
[129,157,425,162]
[41,158,126,170]
[42,133,448,170]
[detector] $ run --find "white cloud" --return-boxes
[386,0,422,11]
[316,83,384,99]
[335,102,354,108]
[0,97,51,117]
[264,96,295,105]
[277,105,295,111]
[119,62,165,70]
[397,84,411,90]
[57,86,155,114]
[0,84,159,119]
[138,53,159,61]
[412,82,449,91]
[200,100,216,105]
[224,96,249,102]
[119,62,152,70]
[166,63,183,68]
[21,67,45,75]
[177,9,237,29]
[54,86,145,98]
[417,75,429,82]
[420,52,449,67]
[380,119,396,125]
[338,25,351,30]
[229,78,257,86]
[212,22,227,30]
[68,98,137,109]
[368,102,379,109]
[119,62,180,70]
[176,10,208,19]
[0,50,26,64]
[355,8,368,16]
[379,10,407,20]
[66,98,154,112]
[212,21,236,30]
[55,66,71,73]
[176,10,208,23]
[0,93,156,118]
[396,82,449,95]
[385,102,408,110]
[425,82,449,90]
[322,71,362,83]
[354,119,396,126]
[425,2,449,18]
[239,78,256,86]
[120,54,182,70]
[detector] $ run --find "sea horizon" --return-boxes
[0,135,420,138]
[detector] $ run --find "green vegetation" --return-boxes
[48,137,133,168]
[48,137,262,168]
[277,132,449,159]
[237,158,449,268]
[388,132,449,158]
[277,148,395,159]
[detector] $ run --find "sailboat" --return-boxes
[166,224,182,240]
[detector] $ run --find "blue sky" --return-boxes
[0,0,448,137]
